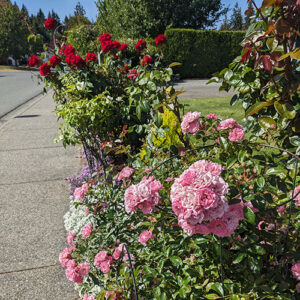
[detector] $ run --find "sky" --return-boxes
[13,0,261,25]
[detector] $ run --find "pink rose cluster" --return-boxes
[73,183,89,201]
[138,230,155,246]
[217,118,245,142]
[292,185,300,206]
[83,295,95,300]
[170,160,245,237]
[105,291,121,300]
[206,113,218,120]
[59,247,90,284]
[124,176,163,214]
[181,112,201,135]
[118,166,134,181]
[94,244,134,274]
[292,263,300,280]
[82,224,92,238]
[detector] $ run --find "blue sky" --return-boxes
[14,0,261,25]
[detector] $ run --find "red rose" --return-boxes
[63,45,76,56]
[28,55,40,67]
[74,55,85,68]
[141,56,153,66]
[99,33,112,44]
[135,39,147,52]
[85,53,97,62]
[119,44,128,51]
[111,54,119,60]
[39,63,51,76]
[49,56,61,67]
[43,18,57,30]
[120,65,130,73]
[101,40,113,53]
[65,54,76,66]
[112,40,121,49]
[155,34,167,46]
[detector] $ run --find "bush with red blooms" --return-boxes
[155,34,167,46]
[85,53,97,63]
[49,56,61,68]
[28,55,40,67]
[134,39,147,52]
[141,55,153,66]
[43,18,57,30]
[39,62,51,76]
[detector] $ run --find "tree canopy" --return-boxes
[96,0,228,38]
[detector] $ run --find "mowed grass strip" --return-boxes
[180,97,244,123]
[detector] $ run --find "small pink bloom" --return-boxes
[94,251,108,266]
[84,208,90,216]
[270,124,275,129]
[206,113,218,120]
[59,247,75,268]
[118,167,134,181]
[65,267,83,284]
[82,224,92,238]
[291,263,300,280]
[181,112,201,135]
[99,258,112,273]
[73,183,89,200]
[258,221,265,230]
[67,232,74,245]
[145,167,152,173]
[83,295,95,300]
[166,177,174,182]
[76,262,90,276]
[228,128,245,142]
[217,118,240,130]
[105,291,120,300]
[292,185,300,206]
[138,230,155,246]
[277,205,286,213]
[112,247,122,260]
[180,151,185,156]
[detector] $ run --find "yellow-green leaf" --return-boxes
[245,101,274,117]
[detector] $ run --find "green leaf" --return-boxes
[136,105,142,121]
[170,256,182,267]
[257,177,265,188]
[274,102,296,119]
[266,167,286,178]
[238,150,246,163]
[211,283,224,296]
[290,136,300,147]
[224,70,233,81]
[266,37,278,52]
[205,294,219,299]
[245,101,274,117]
[219,136,228,151]
[139,77,148,85]
[233,253,247,264]
[226,157,237,168]
[258,116,276,129]
[169,62,182,68]
[244,206,256,225]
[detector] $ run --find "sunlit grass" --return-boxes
[180,97,244,123]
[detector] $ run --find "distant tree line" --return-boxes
[220,1,255,31]
[0,1,90,64]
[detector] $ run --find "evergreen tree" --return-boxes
[230,2,244,31]
[21,3,28,16]
[220,13,231,31]
[0,1,29,61]
[74,2,86,16]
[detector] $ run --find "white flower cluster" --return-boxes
[64,196,95,236]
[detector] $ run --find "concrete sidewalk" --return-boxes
[0,93,80,299]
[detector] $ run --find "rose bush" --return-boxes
[31,2,299,298]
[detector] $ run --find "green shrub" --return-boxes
[164,29,244,78]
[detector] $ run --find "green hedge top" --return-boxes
[164,28,245,78]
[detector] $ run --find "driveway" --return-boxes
[0,71,42,118]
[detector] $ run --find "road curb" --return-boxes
[0,91,46,132]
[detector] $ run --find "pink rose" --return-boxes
[65,267,83,284]
[76,262,90,276]
[73,183,89,200]
[292,185,300,206]
[59,247,75,268]
[217,118,241,130]
[67,232,74,245]
[82,224,92,238]
[118,166,134,181]
[99,258,112,273]
[181,112,201,135]
[83,295,95,300]
[105,291,120,300]
[291,263,300,280]
[196,188,218,209]
[138,230,155,246]
[166,177,174,182]
[228,128,245,142]
[94,251,108,266]
[206,113,218,120]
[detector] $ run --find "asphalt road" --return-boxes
[0,71,43,118]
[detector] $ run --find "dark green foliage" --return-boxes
[164,28,244,78]
[96,0,228,38]
[230,2,244,31]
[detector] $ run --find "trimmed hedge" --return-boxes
[164,29,245,78]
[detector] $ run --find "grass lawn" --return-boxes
[180,97,244,123]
